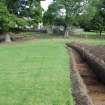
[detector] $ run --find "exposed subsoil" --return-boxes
[69,46,105,105]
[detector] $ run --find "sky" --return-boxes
[41,0,53,11]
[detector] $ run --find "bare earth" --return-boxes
[69,47,105,105]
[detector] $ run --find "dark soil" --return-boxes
[71,43,105,61]
[70,48,105,105]
[67,43,105,84]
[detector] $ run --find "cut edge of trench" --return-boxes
[67,47,94,105]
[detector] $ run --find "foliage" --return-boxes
[2,0,18,13]
[16,17,28,28]
[44,0,94,36]
[0,2,16,32]
[16,0,43,26]
[90,0,105,35]
[43,3,60,26]
[78,0,105,35]
[0,1,28,33]
[0,0,43,33]
[54,17,66,27]
[53,0,86,27]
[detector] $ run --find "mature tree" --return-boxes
[90,0,105,36]
[0,2,16,42]
[78,0,105,36]
[0,0,43,42]
[53,0,87,37]
[43,0,100,37]
[15,0,43,27]
[43,3,60,25]
[43,3,60,33]
[0,1,27,42]
[2,0,43,29]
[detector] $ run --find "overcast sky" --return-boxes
[41,0,53,11]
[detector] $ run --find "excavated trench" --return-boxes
[68,47,105,105]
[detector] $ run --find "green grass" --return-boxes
[79,32,105,36]
[0,39,74,105]
[1,35,105,105]
[75,38,105,45]
[17,32,64,39]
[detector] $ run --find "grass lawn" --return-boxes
[79,32,105,36]
[77,38,105,45]
[0,39,74,105]
[1,36,105,105]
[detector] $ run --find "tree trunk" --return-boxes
[99,30,102,37]
[5,33,11,42]
[64,29,69,37]
[47,26,53,34]
[64,25,69,37]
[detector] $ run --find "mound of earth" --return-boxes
[70,43,105,61]
[67,43,105,105]
[67,43,105,84]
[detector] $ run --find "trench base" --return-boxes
[70,49,105,105]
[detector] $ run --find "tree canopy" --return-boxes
[43,0,93,36]
[43,0,104,36]
[0,0,105,37]
[0,0,43,33]
[0,2,16,32]
[78,0,105,35]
